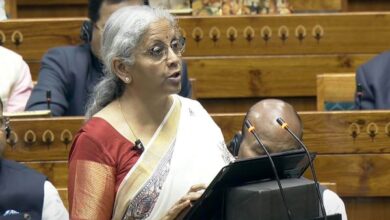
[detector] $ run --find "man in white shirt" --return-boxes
[0,97,68,220]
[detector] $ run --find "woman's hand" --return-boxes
[161,183,207,220]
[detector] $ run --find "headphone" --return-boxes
[227,132,243,157]
[80,20,93,43]
[2,117,11,140]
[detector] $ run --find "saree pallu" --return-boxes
[112,95,233,220]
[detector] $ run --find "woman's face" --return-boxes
[129,19,183,97]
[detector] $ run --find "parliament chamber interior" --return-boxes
[1,0,390,219]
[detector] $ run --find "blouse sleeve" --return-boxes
[68,132,116,220]
[6,57,33,112]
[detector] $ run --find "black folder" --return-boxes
[183,149,314,220]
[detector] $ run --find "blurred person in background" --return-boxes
[0,46,33,112]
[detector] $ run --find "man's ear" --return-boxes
[112,58,132,84]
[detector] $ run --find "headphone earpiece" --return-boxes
[80,20,93,43]
[5,125,10,140]
[227,132,243,157]
[4,118,11,140]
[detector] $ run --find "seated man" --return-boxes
[0,46,33,112]
[228,99,347,220]
[26,0,192,116]
[0,97,68,219]
[355,51,390,109]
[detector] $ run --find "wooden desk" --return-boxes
[3,111,390,218]
[214,110,390,219]
[4,111,390,195]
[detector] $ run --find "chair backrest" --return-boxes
[4,0,17,18]
[316,73,356,110]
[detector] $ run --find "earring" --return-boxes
[125,77,130,83]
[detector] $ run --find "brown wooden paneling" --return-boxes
[3,117,83,161]
[347,0,390,12]
[28,54,371,101]
[300,111,390,154]
[178,13,390,56]
[344,197,390,220]
[316,73,356,110]
[1,15,388,112]
[13,0,390,18]
[18,6,88,18]
[4,0,17,18]
[16,0,87,18]
[4,112,390,217]
[5,111,390,162]
[0,18,84,60]
[2,13,390,60]
[24,161,68,188]
[17,0,87,5]
[22,162,390,218]
[18,154,390,197]
[27,60,40,80]
[291,0,344,12]
[213,111,390,153]
[308,154,390,197]
[2,15,384,112]
[185,54,371,98]
[199,97,317,113]
[57,188,68,210]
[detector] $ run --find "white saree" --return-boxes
[112,95,233,220]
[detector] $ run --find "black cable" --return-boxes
[276,117,327,219]
[46,90,51,110]
[245,120,293,220]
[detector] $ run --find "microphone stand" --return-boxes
[356,84,363,110]
[245,120,293,220]
[276,117,327,219]
[46,90,51,110]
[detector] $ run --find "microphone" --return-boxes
[134,139,144,153]
[356,83,363,110]
[276,117,327,219]
[46,90,51,110]
[245,119,293,220]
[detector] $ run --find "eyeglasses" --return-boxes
[144,37,186,61]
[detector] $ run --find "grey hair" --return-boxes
[85,6,176,118]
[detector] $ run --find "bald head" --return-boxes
[238,99,302,159]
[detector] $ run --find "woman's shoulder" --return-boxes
[177,95,207,114]
[0,47,25,80]
[176,95,218,126]
[71,117,128,158]
[80,117,121,141]
[0,46,23,63]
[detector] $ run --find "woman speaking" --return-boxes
[68,5,232,220]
